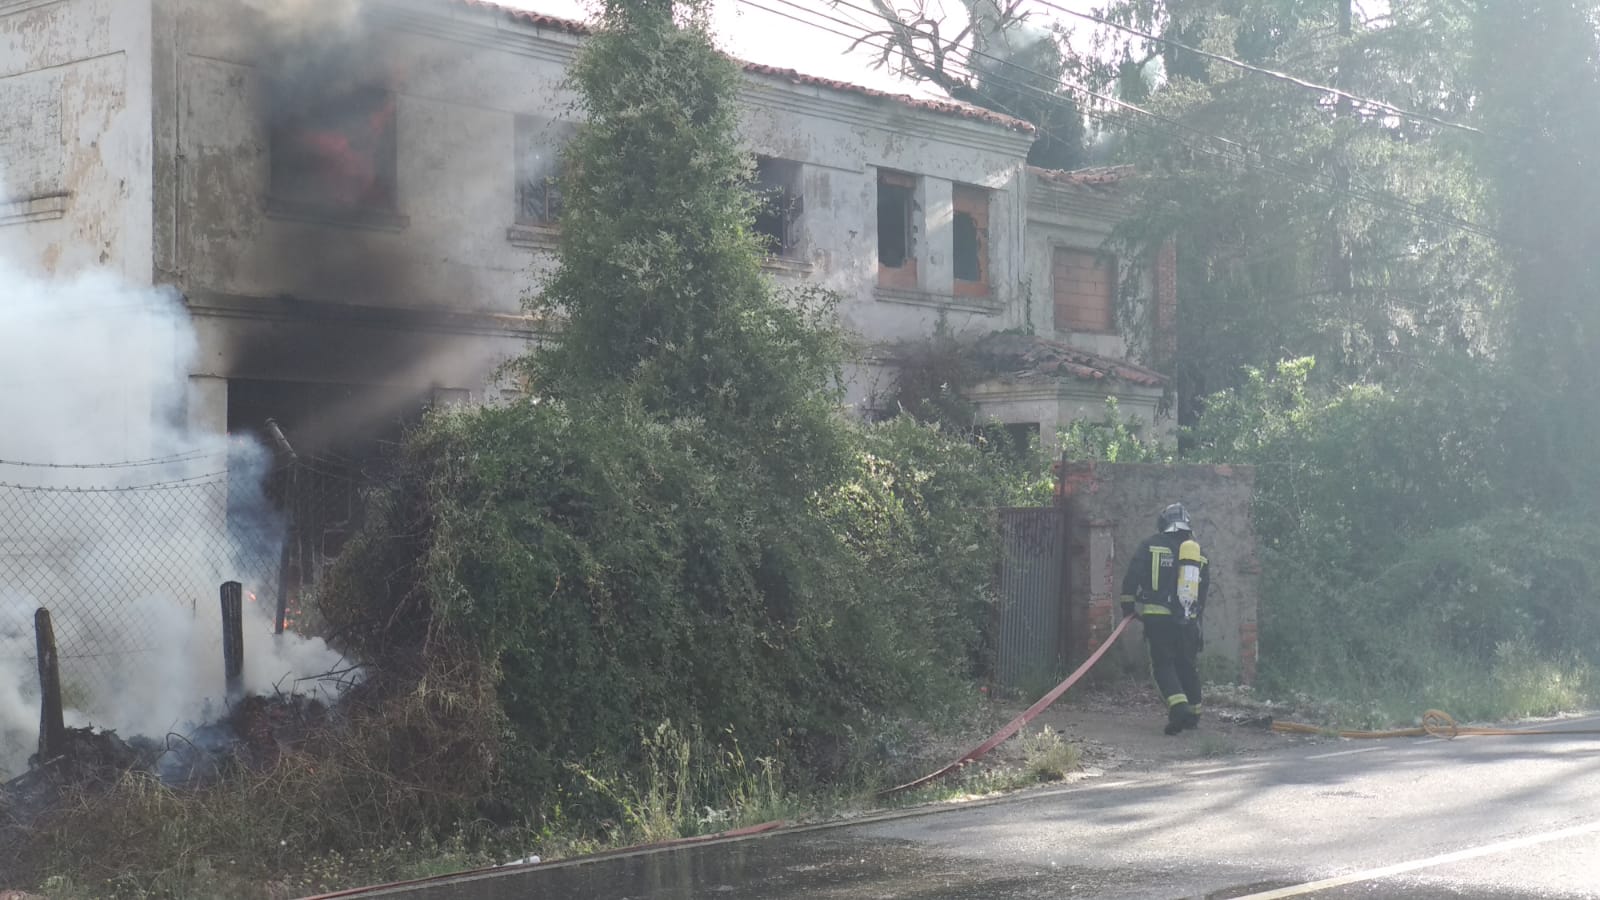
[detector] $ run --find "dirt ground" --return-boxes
[1029,679,1333,774]
[888,677,1338,795]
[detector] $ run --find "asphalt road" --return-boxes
[349,715,1600,899]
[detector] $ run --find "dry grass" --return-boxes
[1,656,511,899]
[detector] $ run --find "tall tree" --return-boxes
[1470,0,1600,501]
[856,0,1087,168]
[1091,0,1507,422]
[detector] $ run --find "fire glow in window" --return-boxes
[270,85,398,212]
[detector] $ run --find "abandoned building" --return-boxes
[0,0,1174,461]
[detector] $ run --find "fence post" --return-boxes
[265,418,297,635]
[35,608,66,763]
[221,581,244,700]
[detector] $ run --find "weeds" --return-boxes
[1019,727,1079,782]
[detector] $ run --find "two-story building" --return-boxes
[0,0,1170,462]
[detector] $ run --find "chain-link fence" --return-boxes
[0,447,366,775]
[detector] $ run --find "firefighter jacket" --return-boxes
[1120,531,1210,624]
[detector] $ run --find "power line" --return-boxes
[747,0,1505,242]
[1025,0,1484,136]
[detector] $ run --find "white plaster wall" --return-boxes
[0,0,154,283]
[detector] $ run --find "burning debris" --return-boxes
[1,586,352,838]
[1,690,335,836]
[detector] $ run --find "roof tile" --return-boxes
[453,0,1034,134]
[973,332,1167,387]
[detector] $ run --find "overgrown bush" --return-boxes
[316,396,1028,823]
[1189,356,1600,722]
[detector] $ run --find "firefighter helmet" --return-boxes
[1157,503,1192,533]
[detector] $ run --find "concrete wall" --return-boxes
[966,379,1166,451]
[0,0,154,282]
[1055,461,1260,684]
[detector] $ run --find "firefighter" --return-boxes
[1120,502,1210,736]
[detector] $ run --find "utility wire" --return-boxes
[1025,0,1484,136]
[744,0,1505,242]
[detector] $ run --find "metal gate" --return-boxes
[994,507,1069,690]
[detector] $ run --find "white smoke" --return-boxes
[0,221,349,780]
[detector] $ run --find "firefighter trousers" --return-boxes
[1143,616,1202,711]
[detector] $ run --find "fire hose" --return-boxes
[878,615,1134,797]
[1272,709,1600,739]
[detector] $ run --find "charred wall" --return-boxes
[150,0,569,428]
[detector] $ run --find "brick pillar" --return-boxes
[1054,459,1100,504]
[1084,521,1118,659]
[1152,240,1178,370]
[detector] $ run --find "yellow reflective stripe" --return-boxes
[1149,546,1171,590]
[1137,603,1172,616]
[1166,694,1189,707]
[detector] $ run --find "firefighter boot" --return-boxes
[1164,701,1195,736]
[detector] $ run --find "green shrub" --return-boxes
[1191,357,1600,723]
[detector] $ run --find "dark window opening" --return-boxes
[269,85,397,212]
[878,175,914,269]
[972,422,1041,461]
[516,117,572,226]
[953,212,980,281]
[952,184,991,296]
[752,156,804,257]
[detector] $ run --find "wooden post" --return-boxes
[221,581,244,700]
[35,608,66,763]
[266,418,298,636]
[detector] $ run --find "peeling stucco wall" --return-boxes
[0,0,154,282]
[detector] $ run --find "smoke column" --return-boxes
[0,195,348,779]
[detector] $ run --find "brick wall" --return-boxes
[1153,240,1178,370]
[1055,460,1260,683]
[1051,247,1116,333]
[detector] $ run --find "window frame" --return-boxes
[752,156,805,259]
[952,183,991,297]
[267,85,399,216]
[514,116,573,229]
[877,169,919,288]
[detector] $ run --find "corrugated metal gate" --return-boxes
[994,507,1070,690]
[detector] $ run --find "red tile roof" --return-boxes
[1028,164,1135,188]
[973,332,1167,387]
[452,0,1035,134]
[456,0,592,34]
[741,64,1034,133]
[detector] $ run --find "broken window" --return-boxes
[752,156,804,258]
[1052,247,1117,333]
[516,117,574,226]
[269,85,397,212]
[877,170,917,287]
[952,184,991,295]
